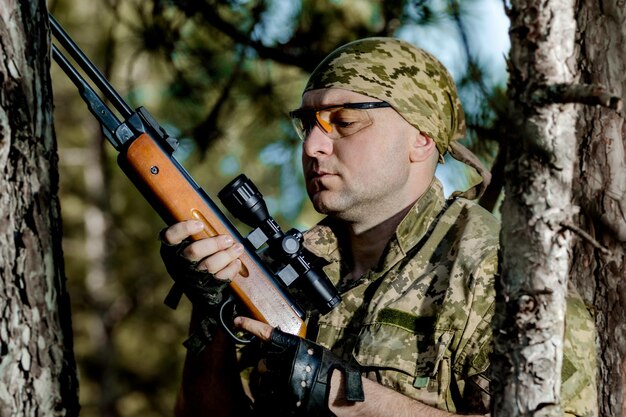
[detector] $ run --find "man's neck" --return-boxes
[343,203,414,281]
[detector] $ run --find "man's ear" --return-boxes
[409,132,437,163]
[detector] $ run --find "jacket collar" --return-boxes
[303,178,447,266]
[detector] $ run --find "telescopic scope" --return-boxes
[218,175,341,314]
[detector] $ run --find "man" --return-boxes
[161,38,597,416]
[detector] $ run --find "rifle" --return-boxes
[49,14,340,342]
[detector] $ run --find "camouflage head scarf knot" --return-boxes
[304,37,491,200]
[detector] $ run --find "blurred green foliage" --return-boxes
[48,0,508,415]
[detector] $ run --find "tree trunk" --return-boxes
[493,0,579,415]
[0,1,79,415]
[570,1,626,416]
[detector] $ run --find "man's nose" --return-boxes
[302,124,333,157]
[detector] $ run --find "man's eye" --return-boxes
[329,112,361,126]
[335,120,356,128]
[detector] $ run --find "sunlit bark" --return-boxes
[494,0,579,415]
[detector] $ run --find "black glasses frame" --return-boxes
[289,101,392,119]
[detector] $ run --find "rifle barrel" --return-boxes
[49,14,134,120]
[51,44,126,148]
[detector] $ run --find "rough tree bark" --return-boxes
[0,1,79,415]
[570,1,626,416]
[495,0,626,415]
[493,0,579,415]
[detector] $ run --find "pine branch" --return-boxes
[530,83,623,111]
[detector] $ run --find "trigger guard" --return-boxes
[219,294,256,344]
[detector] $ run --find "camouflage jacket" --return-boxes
[299,178,597,416]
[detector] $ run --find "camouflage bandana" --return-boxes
[304,37,490,200]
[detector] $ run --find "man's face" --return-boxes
[299,88,420,223]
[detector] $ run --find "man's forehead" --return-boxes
[300,88,377,108]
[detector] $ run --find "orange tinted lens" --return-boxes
[315,112,333,133]
[322,108,372,138]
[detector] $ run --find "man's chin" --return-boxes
[309,192,334,214]
[310,193,346,217]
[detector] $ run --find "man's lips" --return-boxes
[307,170,337,183]
[310,170,334,178]
[306,171,337,192]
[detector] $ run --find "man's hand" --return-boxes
[234,317,364,417]
[161,220,245,279]
[235,317,489,417]
[160,220,244,306]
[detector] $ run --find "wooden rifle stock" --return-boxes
[119,133,307,337]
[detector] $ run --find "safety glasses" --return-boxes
[289,101,392,141]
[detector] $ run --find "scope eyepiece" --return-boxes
[301,269,341,314]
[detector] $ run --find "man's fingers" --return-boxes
[234,317,274,342]
[215,259,242,282]
[196,243,244,273]
[183,235,236,263]
[160,220,204,245]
